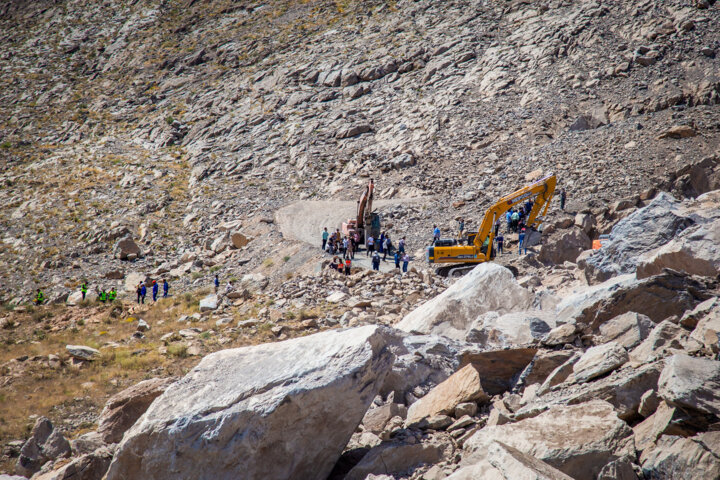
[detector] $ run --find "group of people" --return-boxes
[322,228,411,273]
[373,249,411,272]
[136,279,169,304]
[322,228,358,260]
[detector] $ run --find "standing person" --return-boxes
[98,289,107,303]
[108,288,117,302]
[163,279,169,298]
[402,253,410,273]
[372,251,380,271]
[511,210,520,232]
[378,232,385,255]
[433,225,441,244]
[344,258,351,276]
[560,188,567,211]
[496,233,504,255]
[458,218,465,237]
[506,210,512,231]
[494,219,500,237]
[518,228,526,255]
[366,235,375,256]
[35,289,45,305]
[399,237,406,254]
[136,283,142,304]
[394,250,401,269]
[152,280,159,302]
[322,227,329,252]
[140,282,147,304]
[214,274,220,293]
[384,235,391,261]
[525,200,534,215]
[80,281,88,301]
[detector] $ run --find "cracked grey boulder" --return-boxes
[581,193,694,284]
[105,326,396,480]
[15,417,71,477]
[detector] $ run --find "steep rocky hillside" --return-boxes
[1,0,719,302]
[1,1,720,477]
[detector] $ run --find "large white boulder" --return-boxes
[461,400,634,480]
[105,326,396,480]
[396,263,535,339]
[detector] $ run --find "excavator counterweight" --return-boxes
[427,175,556,271]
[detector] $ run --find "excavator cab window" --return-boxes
[434,239,458,247]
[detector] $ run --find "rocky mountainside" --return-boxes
[1,0,720,479]
[1,0,719,301]
[4,186,720,480]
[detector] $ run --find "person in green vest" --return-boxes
[80,281,88,300]
[108,288,117,302]
[34,289,45,305]
[98,289,107,303]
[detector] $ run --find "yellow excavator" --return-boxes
[427,174,557,276]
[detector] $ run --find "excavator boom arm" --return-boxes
[473,175,557,250]
[356,180,375,228]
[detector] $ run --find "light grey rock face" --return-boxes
[658,354,720,416]
[105,326,396,480]
[582,193,694,284]
[448,441,574,480]
[637,218,720,279]
[596,312,654,349]
[572,342,628,384]
[344,441,448,480]
[538,362,662,421]
[557,270,709,329]
[382,334,464,402]
[32,445,115,480]
[198,294,218,311]
[123,272,147,293]
[66,344,100,360]
[597,455,640,480]
[15,417,71,477]
[538,227,592,265]
[396,263,535,340]
[640,431,720,480]
[462,400,634,480]
[629,320,686,364]
[466,311,555,348]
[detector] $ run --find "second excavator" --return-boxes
[427,174,557,276]
[342,179,381,245]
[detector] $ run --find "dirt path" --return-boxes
[275,198,426,245]
[275,198,427,273]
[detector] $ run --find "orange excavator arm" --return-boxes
[473,174,557,251]
[357,179,374,228]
